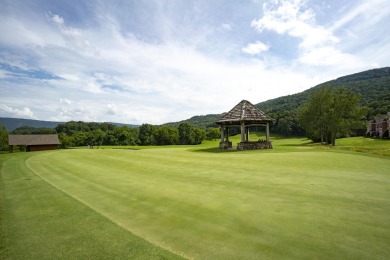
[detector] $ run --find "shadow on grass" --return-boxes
[191,147,241,153]
[278,140,315,146]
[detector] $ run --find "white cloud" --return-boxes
[250,0,367,68]
[298,46,360,66]
[252,0,339,49]
[50,13,64,25]
[330,0,390,32]
[242,41,269,55]
[0,104,37,119]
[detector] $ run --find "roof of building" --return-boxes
[8,134,61,146]
[216,100,273,125]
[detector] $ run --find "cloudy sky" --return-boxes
[1,0,389,125]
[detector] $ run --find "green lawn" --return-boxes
[1,136,390,259]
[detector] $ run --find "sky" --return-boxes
[0,0,389,125]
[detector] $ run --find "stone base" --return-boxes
[219,141,232,149]
[237,140,272,150]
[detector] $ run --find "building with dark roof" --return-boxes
[8,134,61,152]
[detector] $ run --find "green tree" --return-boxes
[206,128,220,141]
[193,128,206,144]
[178,122,194,145]
[0,125,8,151]
[71,131,88,146]
[154,126,179,145]
[299,86,365,146]
[58,133,72,148]
[86,129,106,146]
[299,87,333,144]
[138,124,155,145]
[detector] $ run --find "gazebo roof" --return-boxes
[216,100,273,125]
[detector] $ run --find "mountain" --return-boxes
[0,118,63,132]
[0,117,138,132]
[167,67,390,135]
[257,67,390,116]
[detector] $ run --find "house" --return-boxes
[8,134,61,152]
[367,112,390,138]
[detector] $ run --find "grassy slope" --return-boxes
[1,136,390,259]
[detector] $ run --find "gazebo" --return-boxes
[216,100,274,150]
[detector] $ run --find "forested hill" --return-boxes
[257,67,390,116]
[167,67,390,135]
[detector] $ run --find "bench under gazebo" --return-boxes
[216,100,273,150]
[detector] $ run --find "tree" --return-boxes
[299,87,333,144]
[178,122,194,145]
[154,126,179,145]
[138,124,155,145]
[86,129,106,146]
[58,132,72,148]
[206,128,220,141]
[193,128,206,144]
[0,125,8,151]
[299,86,365,146]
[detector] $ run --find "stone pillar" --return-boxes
[220,125,224,143]
[246,127,249,142]
[241,122,245,142]
[266,122,270,142]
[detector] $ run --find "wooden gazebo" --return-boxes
[216,100,273,150]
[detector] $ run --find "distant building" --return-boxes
[367,112,390,138]
[8,134,61,152]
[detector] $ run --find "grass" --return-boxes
[1,135,390,259]
[0,153,182,259]
[332,137,390,157]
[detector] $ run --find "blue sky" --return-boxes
[1,0,389,124]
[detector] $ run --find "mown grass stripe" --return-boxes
[0,153,184,259]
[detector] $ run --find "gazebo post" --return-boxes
[226,127,229,142]
[266,122,270,142]
[241,122,245,142]
[220,125,225,143]
[245,127,249,142]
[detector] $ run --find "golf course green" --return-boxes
[1,136,389,259]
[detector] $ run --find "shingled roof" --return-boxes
[216,100,273,125]
[8,134,60,146]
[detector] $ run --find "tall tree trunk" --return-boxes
[331,131,336,146]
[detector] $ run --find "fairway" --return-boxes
[1,140,390,259]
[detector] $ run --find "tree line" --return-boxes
[57,121,212,148]
[0,121,222,150]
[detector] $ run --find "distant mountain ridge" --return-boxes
[0,118,63,132]
[0,117,138,132]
